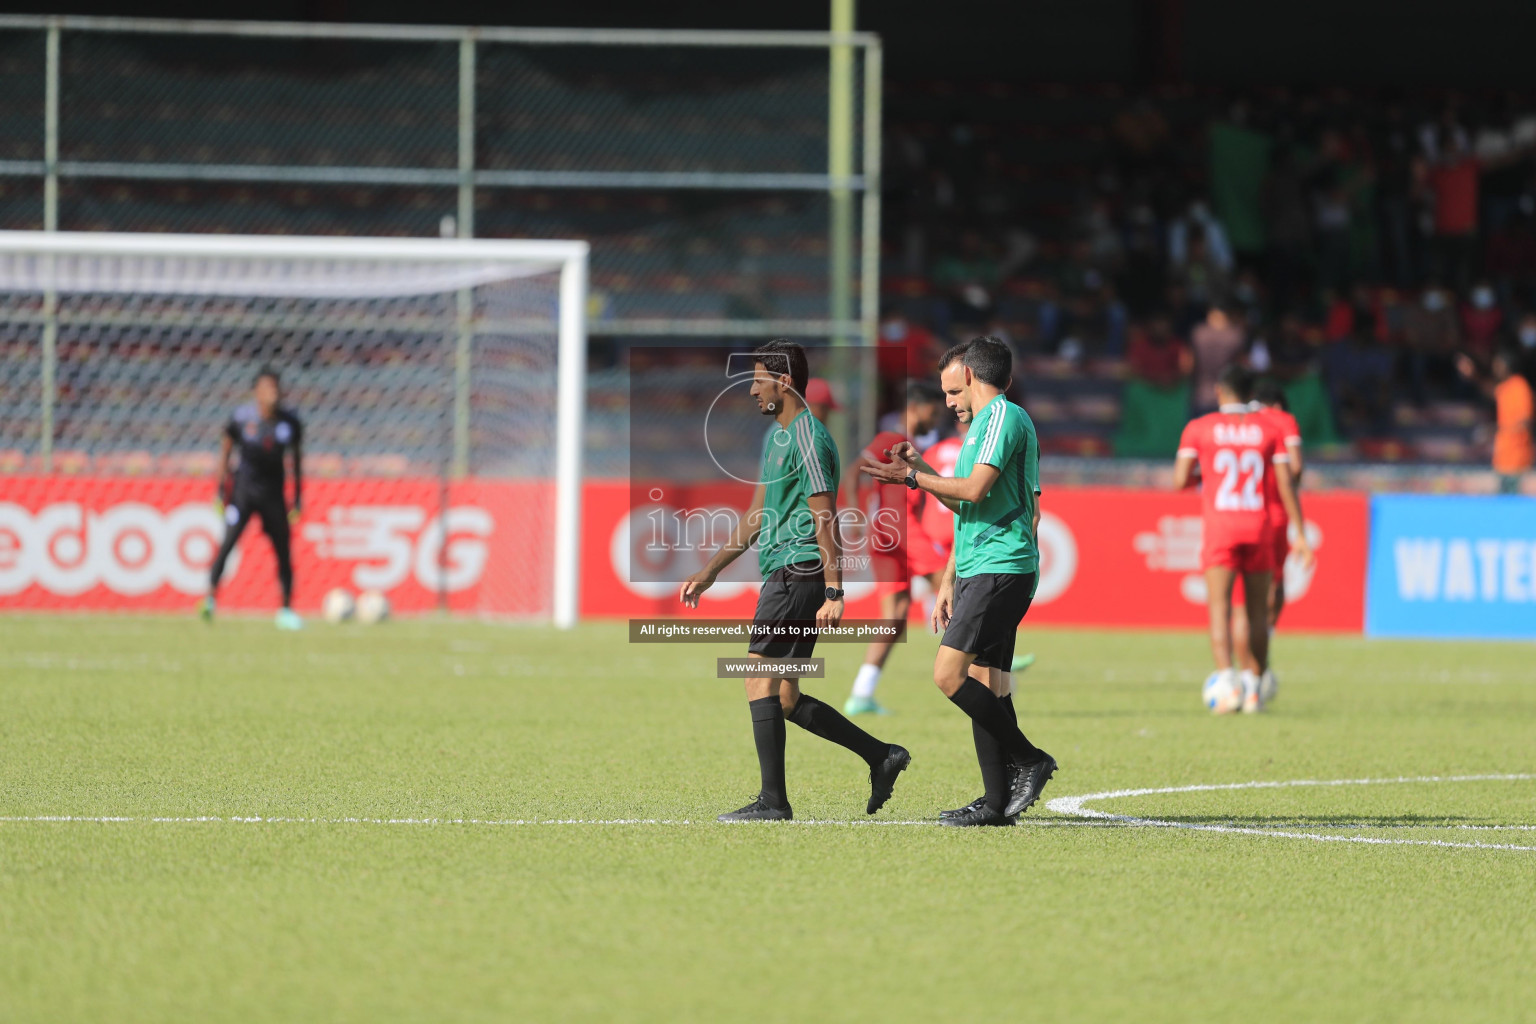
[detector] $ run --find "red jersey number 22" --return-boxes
[1213,448,1264,511]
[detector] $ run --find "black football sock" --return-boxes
[786,693,889,766]
[973,720,1010,813]
[949,678,1041,765]
[1001,692,1019,726]
[749,697,788,808]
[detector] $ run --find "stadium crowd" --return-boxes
[879,84,1536,468]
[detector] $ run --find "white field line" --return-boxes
[0,814,1085,828]
[7,814,1528,832]
[1044,773,1536,853]
[3,774,1532,850]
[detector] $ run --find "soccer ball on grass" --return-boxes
[321,587,355,624]
[355,589,391,625]
[1202,669,1243,714]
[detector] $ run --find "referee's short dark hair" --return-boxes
[752,339,809,397]
[961,336,1013,389]
[255,365,281,386]
[937,341,971,374]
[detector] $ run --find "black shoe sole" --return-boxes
[866,746,912,815]
[937,808,1016,827]
[717,806,794,822]
[1003,755,1057,818]
[939,797,987,820]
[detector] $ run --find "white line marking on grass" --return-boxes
[0,814,1089,828]
[1044,773,1536,852]
[4,774,1532,849]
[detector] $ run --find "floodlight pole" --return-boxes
[858,40,882,460]
[40,18,59,473]
[828,0,857,504]
[451,31,477,481]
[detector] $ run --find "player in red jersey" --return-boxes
[1175,366,1312,713]
[842,383,945,715]
[915,423,965,571]
[1231,378,1305,699]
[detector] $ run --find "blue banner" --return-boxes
[1366,495,1536,639]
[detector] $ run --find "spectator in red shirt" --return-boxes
[1460,281,1504,359]
[877,311,943,406]
[1322,289,1356,342]
[1125,313,1192,388]
[1424,111,1530,293]
[1427,127,1480,291]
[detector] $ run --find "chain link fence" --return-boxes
[0,17,882,480]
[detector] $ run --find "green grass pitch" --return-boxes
[1,615,1533,1022]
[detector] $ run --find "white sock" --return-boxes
[852,663,882,699]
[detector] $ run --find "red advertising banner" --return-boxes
[1020,488,1367,631]
[0,476,1366,630]
[580,481,1368,632]
[0,477,552,616]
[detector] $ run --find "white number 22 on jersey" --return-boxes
[1212,448,1264,511]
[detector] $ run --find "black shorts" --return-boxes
[941,571,1038,669]
[748,561,825,660]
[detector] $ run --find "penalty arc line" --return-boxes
[1044,773,1536,853]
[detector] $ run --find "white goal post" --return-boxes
[0,230,589,628]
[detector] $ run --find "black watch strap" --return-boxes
[824,586,844,600]
[904,469,919,490]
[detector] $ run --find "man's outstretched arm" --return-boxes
[680,483,767,607]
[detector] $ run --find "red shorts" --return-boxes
[906,526,951,578]
[1202,539,1276,575]
[871,554,908,598]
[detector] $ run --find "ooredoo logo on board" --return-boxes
[0,477,531,614]
[0,501,228,596]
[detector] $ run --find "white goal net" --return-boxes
[0,231,588,625]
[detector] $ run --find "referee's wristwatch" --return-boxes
[824,586,845,601]
[903,469,919,490]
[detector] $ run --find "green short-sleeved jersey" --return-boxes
[953,394,1041,578]
[756,408,840,577]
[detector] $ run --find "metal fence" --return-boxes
[0,15,881,348]
[0,16,883,480]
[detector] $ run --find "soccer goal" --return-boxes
[0,231,589,627]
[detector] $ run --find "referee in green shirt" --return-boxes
[681,340,910,822]
[861,337,1056,826]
